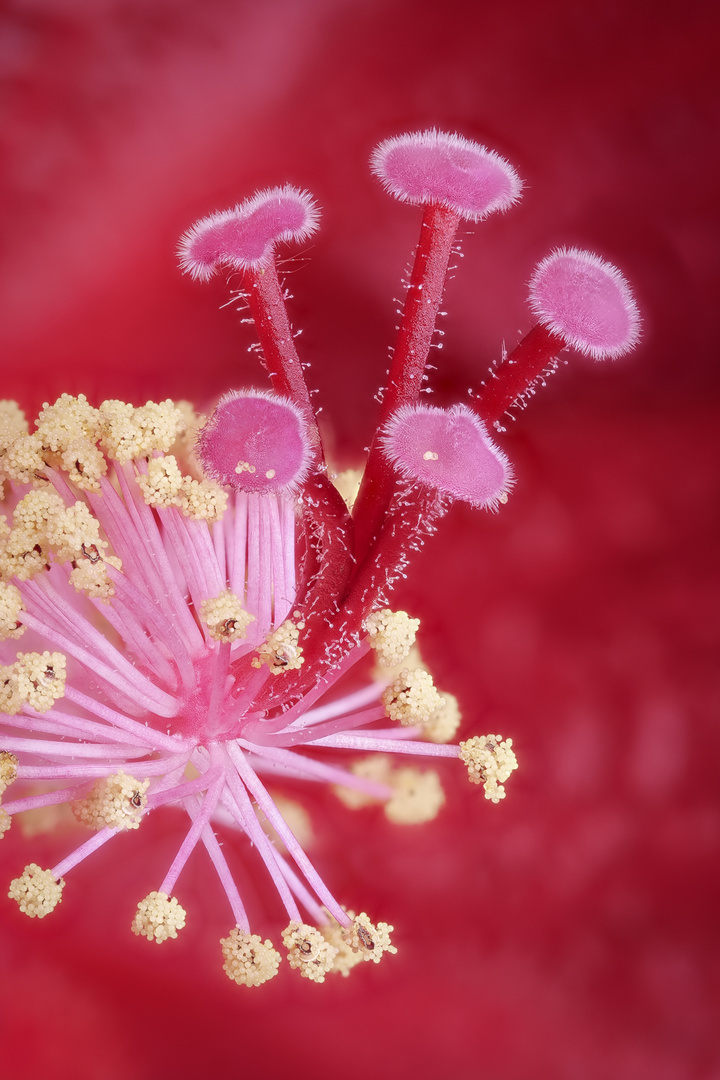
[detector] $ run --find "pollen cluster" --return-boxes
[335,755,445,825]
[97,399,184,464]
[131,891,187,942]
[253,619,304,674]
[341,912,397,964]
[282,921,338,983]
[72,772,150,831]
[0,582,23,641]
[385,766,445,825]
[425,691,462,743]
[0,485,120,599]
[8,863,64,918]
[382,667,442,725]
[365,608,419,668]
[0,651,66,714]
[459,734,518,802]
[200,591,254,643]
[0,750,18,795]
[220,929,282,987]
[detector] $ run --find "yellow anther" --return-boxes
[72,772,149,831]
[131,891,186,942]
[220,929,282,987]
[385,767,445,825]
[365,608,419,668]
[424,691,462,743]
[341,913,397,964]
[382,667,442,725]
[459,734,518,802]
[252,620,304,675]
[176,477,228,523]
[282,921,338,983]
[8,864,64,918]
[0,582,24,641]
[200,591,254,643]
[0,751,19,795]
[137,455,184,508]
[0,401,29,456]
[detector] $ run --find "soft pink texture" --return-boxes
[528,247,641,359]
[370,129,522,221]
[380,403,513,509]
[177,185,320,279]
[196,389,311,493]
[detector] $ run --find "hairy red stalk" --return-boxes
[472,323,566,426]
[351,205,460,558]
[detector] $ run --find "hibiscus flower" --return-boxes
[1,1,717,1078]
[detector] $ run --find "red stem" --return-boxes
[472,323,566,425]
[351,204,460,560]
[243,261,320,458]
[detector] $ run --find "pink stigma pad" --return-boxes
[380,404,513,509]
[528,247,641,359]
[178,186,320,280]
[370,129,522,222]
[196,391,312,494]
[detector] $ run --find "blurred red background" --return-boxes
[1,1,718,1077]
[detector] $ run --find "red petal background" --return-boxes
[1,1,718,1077]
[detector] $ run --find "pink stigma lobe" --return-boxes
[528,247,641,359]
[178,185,320,279]
[371,130,522,221]
[380,403,514,509]
[196,390,312,493]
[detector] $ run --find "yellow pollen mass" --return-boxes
[382,667,442,725]
[0,432,46,486]
[341,912,397,964]
[8,863,64,918]
[385,766,445,825]
[322,916,365,977]
[0,808,10,838]
[0,582,24,641]
[252,620,305,675]
[176,476,228,523]
[425,691,462,743]
[200,591,254,643]
[99,399,185,464]
[137,455,184,508]
[234,460,256,474]
[282,921,338,983]
[0,400,29,456]
[72,772,150,831]
[56,443,108,491]
[459,734,518,802]
[334,756,444,824]
[0,751,19,795]
[365,608,419,668]
[0,652,67,715]
[220,929,282,987]
[36,393,102,450]
[131,891,186,942]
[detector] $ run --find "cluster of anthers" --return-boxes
[0,130,640,986]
